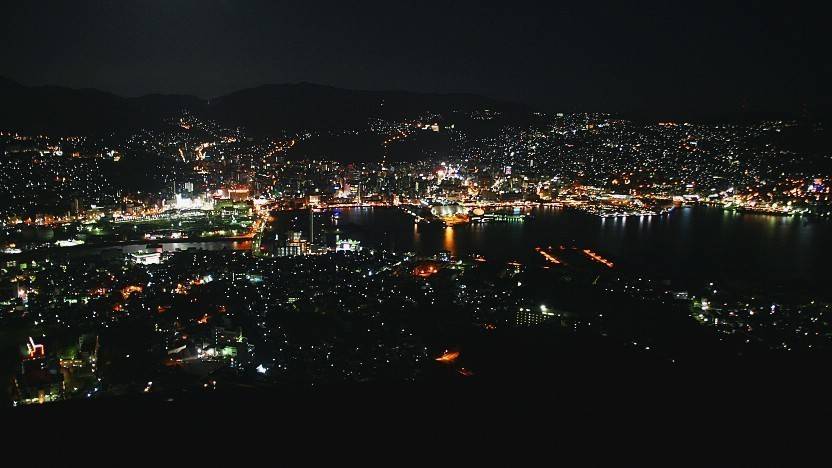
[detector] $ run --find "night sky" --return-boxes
[1,1,828,115]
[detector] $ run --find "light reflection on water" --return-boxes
[443,226,455,254]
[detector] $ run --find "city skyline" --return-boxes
[2,0,831,437]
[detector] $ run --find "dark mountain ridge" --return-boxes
[3,76,826,137]
[0,77,204,135]
[205,81,531,134]
[0,77,528,136]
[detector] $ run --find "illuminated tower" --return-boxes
[309,205,314,245]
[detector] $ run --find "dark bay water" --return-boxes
[323,206,832,298]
